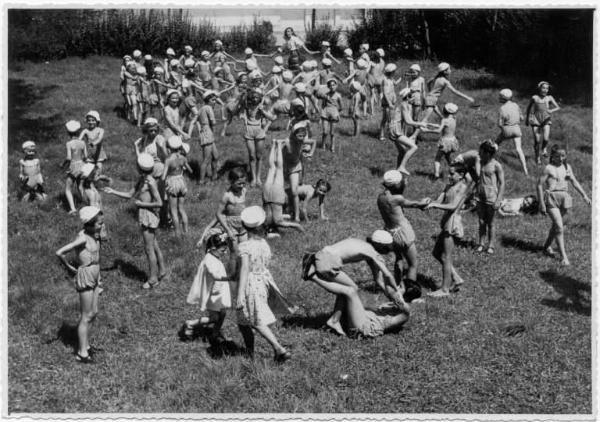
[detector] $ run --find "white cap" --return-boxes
[153,66,164,74]
[301,61,310,71]
[137,66,147,75]
[452,154,465,164]
[356,59,367,69]
[321,41,330,47]
[80,163,95,178]
[79,206,101,224]
[167,135,183,150]
[170,59,180,67]
[438,62,450,72]
[144,117,159,126]
[166,89,179,98]
[294,82,306,93]
[123,54,132,61]
[85,110,101,122]
[133,49,142,58]
[214,39,223,46]
[322,58,332,67]
[274,56,284,65]
[272,65,282,73]
[166,47,176,56]
[22,140,35,150]
[202,90,218,100]
[398,88,411,99]
[182,142,190,154]
[360,43,370,50]
[198,51,208,58]
[282,70,293,81]
[384,63,397,73]
[409,64,421,72]
[499,88,513,100]
[137,153,155,171]
[184,58,195,68]
[344,48,353,56]
[351,81,362,91]
[144,54,152,60]
[244,47,253,55]
[383,169,403,185]
[184,45,193,51]
[309,60,318,68]
[538,80,550,89]
[65,120,81,132]
[444,103,458,114]
[371,229,393,245]
[292,121,308,134]
[240,205,265,228]
[376,48,385,57]
[249,70,262,79]
[213,66,223,74]
[290,98,305,108]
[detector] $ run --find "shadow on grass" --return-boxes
[500,235,542,253]
[113,258,147,283]
[368,166,384,177]
[281,312,330,330]
[578,144,593,155]
[177,323,246,359]
[56,322,78,352]
[539,270,590,316]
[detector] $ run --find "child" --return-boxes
[56,206,104,363]
[421,103,460,179]
[79,111,107,173]
[301,232,409,337]
[498,195,538,217]
[317,79,343,152]
[526,81,561,164]
[292,178,331,221]
[368,48,386,112]
[162,136,192,236]
[476,140,505,254]
[80,163,109,242]
[349,81,365,137]
[343,48,355,77]
[377,170,430,302]
[452,149,480,183]
[379,63,398,141]
[496,89,528,175]
[103,153,166,289]
[344,59,371,116]
[422,62,474,124]
[236,206,293,362]
[216,167,248,245]
[136,67,152,127]
[263,139,304,234]
[407,64,426,122]
[185,231,238,341]
[537,145,590,266]
[63,120,87,214]
[198,90,219,183]
[124,61,139,123]
[320,41,341,64]
[283,122,310,222]
[19,140,46,201]
[163,90,190,141]
[424,164,470,297]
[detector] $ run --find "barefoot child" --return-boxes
[63,120,87,214]
[317,79,343,152]
[197,90,219,183]
[407,64,426,121]
[19,141,47,201]
[476,140,505,254]
[424,164,470,297]
[420,103,460,179]
[422,62,474,124]
[291,178,331,221]
[216,167,249,245]
[162,136,191,236]
[349,81,365,137]
[526,81,560,164]
[80,163,109,242]
[301,232,409,337]
[103,153,166,289]
[283,122,309,222]
[496,89,528,175]
[537,145,590,265]
[377,170,430,302]
[498,195,538,217]
[56,206,104,363]
[79,111,107,173]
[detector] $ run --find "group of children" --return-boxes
[19,36,586,363]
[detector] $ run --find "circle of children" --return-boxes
[18,27,588,364]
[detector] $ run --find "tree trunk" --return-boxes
[311,9,316,31]
[421,11,432,59]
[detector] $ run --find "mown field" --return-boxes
[6,55,593,414]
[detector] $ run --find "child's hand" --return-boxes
[539,204,547,215]
[584,196,591,206]
[493,200,502,210]
[420,198,432,208]
[103,187,114,194]
[134,200,143,207]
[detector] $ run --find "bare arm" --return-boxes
[537,172,549,214]
[548,96,560,114]
[525,98,534,126]
[494,162,505,208]
[568,169,591,204]
[446,81,474,102]
[216,195,235,238]
[236,255,249,308]
[56,236,87,274]
[103,185,136,199]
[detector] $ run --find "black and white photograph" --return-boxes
[3,4,596,419]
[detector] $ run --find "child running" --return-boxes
[79,111,107,173]
[496,89,528,175]
[421,103,460,179]
[291,178,331,221]
[103,153,166,289]
[162,136,191,236]
[526,81,561,164]
[537,145,590,266]
[424,163,470,297]
[19,141,46,201]
[422,62,474,124]
[63,120,87,214]
[56,206,104,363]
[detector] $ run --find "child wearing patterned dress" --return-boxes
[19,141,46,201]
[420,103,460,179]
[56,206,104,363]
[526,81,561,164]
[537,145,590,266]
[79,111,106,173]
[216,168,249,245]
[424,164,470,297]
[198,90,219,184]
[104,153,166,289]
[63,120,87,214]
[162,136,191,236]
[236,206,292,362]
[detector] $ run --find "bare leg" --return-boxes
[179,196,188,234]
[532,127,542,163]
[168,195,181,236]
[311,277,370,331]
[547,208,569,265]
[142,228,159,285]
[77,289,97,358]
[513,137,528,175]
[65,177,77,213]
[246,139,257,186]
[394,136,418,175]
[252,325,287,355]
[288,172,301,222]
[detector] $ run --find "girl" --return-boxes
[281,27,318,72]
[424,164,470,297]
[349,81,365,137]
[422,62,474,124]
[167,60,183,92]
[344,59,371,116]
[496,89,528,175]
[421,102,460,179]
[19,140,46,201]
[163,90,190,141]
[263,138,304,234]
[407,64,426,121]
[134,117,168,179]
[320,41,341,64]
[136,67,152,127]
[56,206,104,363]
[216,167,248,245]
[317,79,343,152]
[120,55,132,114]
[185,231,237,341]
[343,48,355,77]
[63,120,87,214]
[378,63,398,141]
[197,90,219,184]
[498,195,538,217]
[79,111,106,173]
[103,153,166,289]
[292,82,320,120]
[124,61,139,123]
[476,140,505,254]
[162,136,191,236]
[210,40,236,83]
[149,66,172,120]
[236,206,292,362]
[164,47,176,80]
[221,73,248,137]
[179,45,195,67]
[293,178,332,222]
[195,50,213,88]
[526,81,561,164]
[537,145,590,266]
[368,48,386,112]
[80,163,109,242]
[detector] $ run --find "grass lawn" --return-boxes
[6,55,593,414]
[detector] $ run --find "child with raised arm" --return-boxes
[103,153,166,289]
[526,81,561,164]
[63,120,87,214]
[283,122,310,222]
[422,62,474,124]
[291,178,331,222]
[496,89,528,175]
[317,79,344,152]
[420,103,460,179]
[377,170,430,302]
[19,141,46,201]
[162,136,191,236]
[56,206,104,363]
[537,145,590,266]
[475,140,505,254]
[301,232,409,337]
[424,163,470,297]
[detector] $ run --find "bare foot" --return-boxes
[427,289,450,298]
[398,167,410,176]
[544,247,556,257]
[326,319,347,337]
[560,259,571,266]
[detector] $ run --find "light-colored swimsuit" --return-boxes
[75,231,100,292]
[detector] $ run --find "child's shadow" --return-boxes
[282,312,330,330]
[112,258,146,283]
[539,270,591,316]
[56,322,79,352]
[368,166,384,177]
[113,105,127,120]
[500,235,542,253]
[207,338,245,359]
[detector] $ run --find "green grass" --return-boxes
[7,55,592,414]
